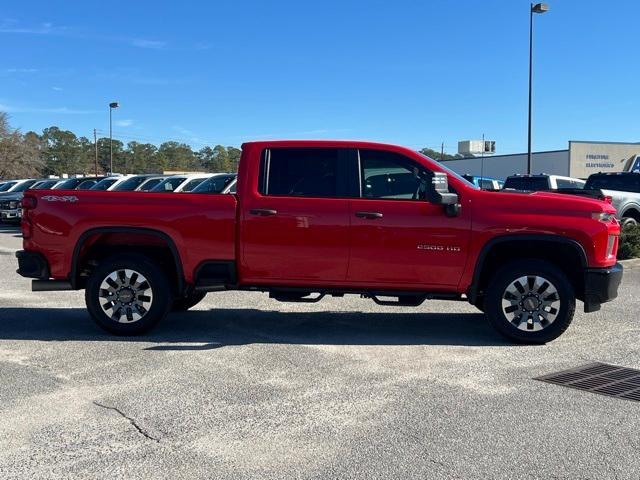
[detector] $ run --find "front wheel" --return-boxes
[484,260,575,344]
[622,217,638,228]
[86,254,172,335]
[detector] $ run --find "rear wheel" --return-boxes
[622,217,638,228]
[484,260,575,344]
[172,291,207,311]
[86,254,171,335]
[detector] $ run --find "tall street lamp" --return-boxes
[109,101,119,174]
[527,3,549,175]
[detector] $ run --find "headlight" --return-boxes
[592,212,616,222]
[8,201,19,209]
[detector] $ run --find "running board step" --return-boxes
[363,294,427,307]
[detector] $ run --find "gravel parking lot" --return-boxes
[0,224,638,479]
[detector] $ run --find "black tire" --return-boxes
[85,253,172,335]
[484,259,575,344]
[172,291,207,311]
[622,217,638,228]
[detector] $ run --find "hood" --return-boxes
[0,191,24,200]
[480,189,616,215]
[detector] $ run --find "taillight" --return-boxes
[21,195,36,239]
[606,235,617,258]
[21,218,32,239]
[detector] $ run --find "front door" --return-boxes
[347,149,471,289]
[241,147,351,284]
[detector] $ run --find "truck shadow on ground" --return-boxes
[0,224,21,237]
[0,307,511,347]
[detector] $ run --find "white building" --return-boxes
[439,140,640,180]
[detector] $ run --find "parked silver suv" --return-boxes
[585,172,640,227]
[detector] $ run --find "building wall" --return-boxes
[439,150,569,180]
[569,141,640,178]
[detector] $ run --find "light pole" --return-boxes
[527,3,549,175]
[109,101,119,174]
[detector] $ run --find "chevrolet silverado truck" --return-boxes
[16,141,623,343]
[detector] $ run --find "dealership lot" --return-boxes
[0,225,638,479]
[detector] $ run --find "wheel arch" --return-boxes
[71,226,185,293]
[468,234,587,305]
[620,205,640,221]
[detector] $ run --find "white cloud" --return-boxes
[5,68,38,73]
[115,119,133,127]
[51,86,63,91]
[0,102,97,114]
[131,38,166,49]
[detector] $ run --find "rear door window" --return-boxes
[261,148,341,197]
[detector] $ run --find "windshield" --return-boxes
[152,177,186,192]
[504,177,549,191]
[180,177,208,192]
[138,178,164,191]
[0,181,18,192]
[12,181,38,192]
[90,178,119,190]
[53,178,83,189]
[32,180,59,190]
[113,176,149,191]
[585,174,640,193]
[193,175,236,193]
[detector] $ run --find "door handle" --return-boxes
[250,208,278,217]
[355,211,383,219]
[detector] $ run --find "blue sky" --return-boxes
[1,0,638,154]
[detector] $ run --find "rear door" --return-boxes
[241,147,352,283]
[347,149,471,288]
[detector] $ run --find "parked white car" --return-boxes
[150,174,213,193]
[503,174,585,191]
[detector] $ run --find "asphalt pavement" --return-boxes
[0,224,638,479]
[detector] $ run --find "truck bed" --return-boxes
[23,190,238,284]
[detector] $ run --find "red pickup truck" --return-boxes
[16,140,623,343]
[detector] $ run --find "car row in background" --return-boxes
[0,172,237,224]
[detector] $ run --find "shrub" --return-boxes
[618,224,640,260]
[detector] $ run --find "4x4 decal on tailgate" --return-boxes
[41,195,79,203]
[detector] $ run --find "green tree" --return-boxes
[420,147,463,161]
[96,137,125,174]
[157,141,196,172]
[0,113,43,178]
[126,142,160,173]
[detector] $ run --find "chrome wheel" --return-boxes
[501,275,560,332]
[98,269,153,323]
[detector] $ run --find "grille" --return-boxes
[536,362,640,402]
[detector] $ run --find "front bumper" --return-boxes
[16,250,50,279]
[0,209,21,222]
[583,262,623,313]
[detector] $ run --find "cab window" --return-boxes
[358,149,425,200]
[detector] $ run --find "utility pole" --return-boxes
[441,142,444,161]
[94,128,98,177]
[109,102,119,174]
[527,3,549,175]
[480,133,485,189]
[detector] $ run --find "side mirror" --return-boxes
[426,171,458,203]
